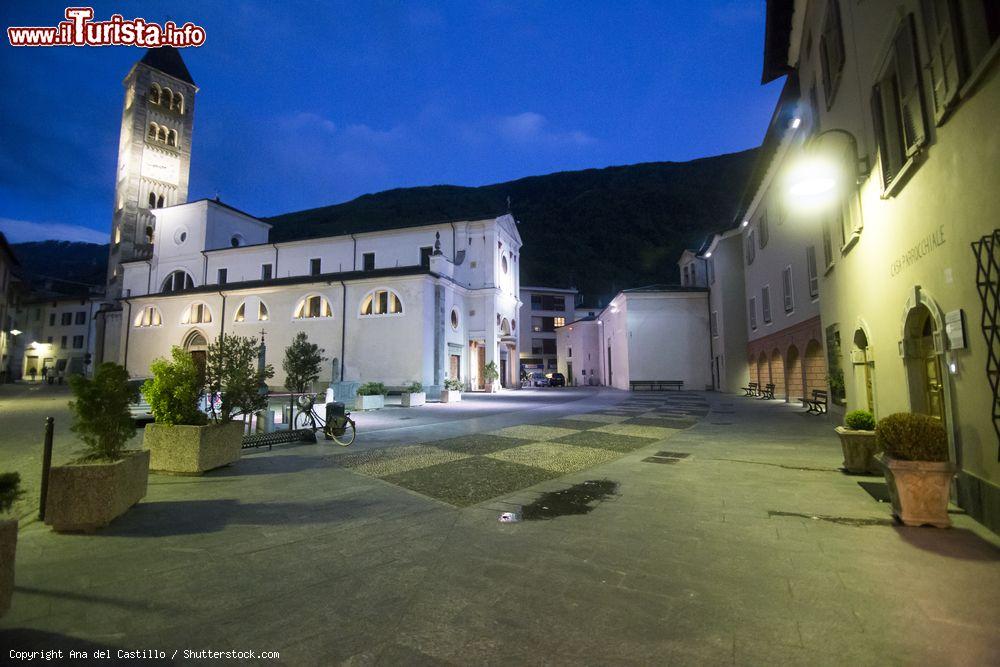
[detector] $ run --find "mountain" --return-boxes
[265,149,757,300]
[10,241,108,295]
[11,149,757,300]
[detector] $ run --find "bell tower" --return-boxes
[106,46,197,296]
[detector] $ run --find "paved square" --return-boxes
[486,441,620,473]
[381,456,559,506]
[488,424,581,441]
[552,429,658,452]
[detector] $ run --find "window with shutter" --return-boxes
[762,286,772,324]
[872,14,928,192]
[749,298,757,330]
[759,213,768,248]
[747,231,756,265]
[820,0,846,108]
[710,311,719,338]
[782,266,794,313]
[806,246,820,298]
[822,222,834,268]
[921,0,961,121]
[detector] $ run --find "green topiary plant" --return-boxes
[0,472,23,514]
[483,361,500,383]
[69,363,137,461]
[205,334,275,424]
[357,382,387,396]
[404,381,423,394]
[142,347,206,426]
[844,409,876,431]
[444,378,464,391]
[875,413,948,462]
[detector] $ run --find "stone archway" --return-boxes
[770,348,786,399]
[803,339,826,393]
[757,351,770,387]
[786,345,803,402]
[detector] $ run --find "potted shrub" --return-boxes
[143,337,273,475]
[876,413,955,528]
[45,363,148,532]
[835,409,880,474]
[483,361,500,393]
[401,381,425,407]
[440,378,463,403]
[0,472,23,618]
[356,382,386,410]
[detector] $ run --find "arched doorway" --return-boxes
[183,329,209,381]
[803,339,826,393]
[757,352,770,387]
[770,348,786,399]
[852,328,875,412]
[786,345,802,401]
[903,305,946,424]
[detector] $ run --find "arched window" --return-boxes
[157,126,167,143]
[233,299,270,322]
[148,122,158,140]
[148,192,157,208]
[145,225,154,242]
[360,289,403,317]
[294,294,333,319]
[161,270,194,293]
[181,302,212,325]
[133,305,162,327]
[258,301,269,321]
[157,195,165,208]
[173,92,184,114]
[167,129,177,147]
[234,302,246,323]
[162,88,173,109]
[149,84,161,105]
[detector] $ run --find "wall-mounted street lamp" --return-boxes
[782,128,870,212]
[9,329,21,336]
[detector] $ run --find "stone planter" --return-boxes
[44,450,150,532]
[0,519,15,619]
[401,392,425,407]
[878,454,956,528]
[144,421,243,475]
[835,427,881,474]
[440,390,462,403]
[356,394,385,411]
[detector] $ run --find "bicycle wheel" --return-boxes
[293,410,317,432]
[330,418,356,446]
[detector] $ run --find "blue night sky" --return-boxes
[0,1,782,245]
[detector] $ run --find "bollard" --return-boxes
[38,416,54,521]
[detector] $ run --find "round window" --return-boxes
[451,309,459,330]
[501,255,509,274]
[173,228,188,245]
[231,234,244,247]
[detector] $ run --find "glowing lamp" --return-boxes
[9,329,21,336]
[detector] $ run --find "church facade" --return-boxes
[102,48,522,394]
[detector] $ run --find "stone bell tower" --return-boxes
[105,46,197,296]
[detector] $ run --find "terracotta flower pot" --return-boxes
[835,427,881,474]
[44,450,150,532]
[878,454,955,528]
[144,421,243,474]
[0,518,16,618]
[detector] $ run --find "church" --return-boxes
[98,48,523,395]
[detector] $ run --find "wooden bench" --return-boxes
[799,389,828,414]
[741,382,759,397]
[629,380,684,391]
[758,383,775,399]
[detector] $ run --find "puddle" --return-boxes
[519,479,619,520]
[768,510,896,527]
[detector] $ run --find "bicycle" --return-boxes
[293,394,356,446]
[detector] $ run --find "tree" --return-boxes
[69,363,137,461]
[142,347,206,426]
[205,334,274,424]
[282,332,326,393]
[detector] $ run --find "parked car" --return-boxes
[547,372,566,387]
[528,372,549,387]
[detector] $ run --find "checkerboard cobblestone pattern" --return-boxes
[332,395,708,506]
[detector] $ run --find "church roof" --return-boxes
[140,46,195,86]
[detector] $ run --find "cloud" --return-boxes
[493,112,596,147]
[0,217,107,244]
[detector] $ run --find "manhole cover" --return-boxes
[642,456,679,464]
[655,451,690,458]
